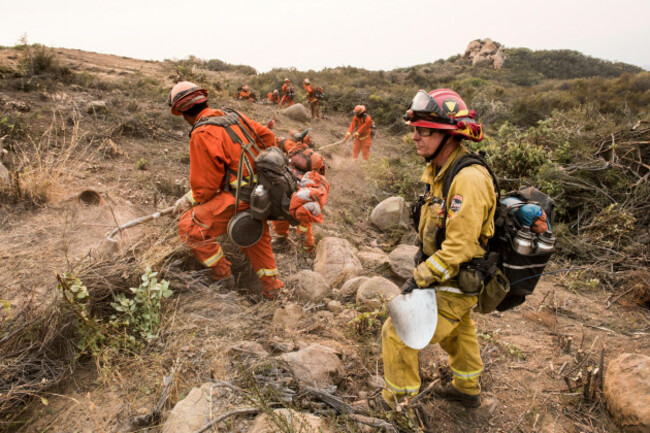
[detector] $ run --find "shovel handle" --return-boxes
[318,139,345,151]
[106,206,175,242]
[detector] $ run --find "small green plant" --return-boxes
[135,158,148,170]
[348,306,388,336]
[110,268,172,344]
[478,331,526,361]
[57,268,172,358]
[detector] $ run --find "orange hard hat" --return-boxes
[284,78,291,82]
[168,81,208,116]
[242,85,249,91]
[273,89,279,94]
[303,78,311,84]
[354,105,366,115]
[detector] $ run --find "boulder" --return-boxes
[272,304,305,328]
[356,276,401,310]
[604,353,650,432]
[87,100,107,114]
[370,197,410,231]
[282,103,310,122]
[327,300,343,314]
[314,237,363,287]
[281,344,344,387]
[248,409,329,433]
[293,270,332,302]
[338,276,369,302]
[479,38,499,55]
[227,341,268,357]
[162,383,213,433]
[358,247,389,269]
[388,244,418,280]
[0,162,9,187]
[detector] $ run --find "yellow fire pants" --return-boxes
[382,291,483,404]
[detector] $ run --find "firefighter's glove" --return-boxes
[172,195,192,217]
[401,277,419,294]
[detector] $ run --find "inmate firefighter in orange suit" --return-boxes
[270,141,328,253]
[381,89,493,409]
[280,78,295,107]
[302,78,321,120]
[343,105,373,160]
[168,81,284,299]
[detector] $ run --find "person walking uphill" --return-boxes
[343,105,373,160]
[168,81,284,300]
[280,78,295,107]
[302,78,321,120]
[381,89,494,409]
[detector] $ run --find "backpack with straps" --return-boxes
[190,109,298,225]
[429,152,556,313]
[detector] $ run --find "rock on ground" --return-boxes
[370,197,411,231]
[87,100,107,114]
[282,103,310,122]
[227,341,268,357]
[337,276,370,302]
[0,162,9,186]
[604,353,650,432]
[273,304,305,328]
[248,409,329,433]
[356,276,401,310]
[358,247,389,269]
[293,270,332,302]
[388,244,418,280]
[314,237,363,287]
[162,383,213,433]
[281,343,344,387]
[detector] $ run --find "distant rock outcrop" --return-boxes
[463,38,506,70]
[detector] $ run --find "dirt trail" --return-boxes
[1,49,648,433]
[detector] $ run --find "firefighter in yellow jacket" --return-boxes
[381,89,495,409]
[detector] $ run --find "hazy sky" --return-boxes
[2,0,649,72]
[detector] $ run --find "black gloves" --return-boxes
[401,277,419,294]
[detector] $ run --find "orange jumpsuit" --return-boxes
[302,83,321,119]
[267,92,280,104]
[346,113,373,160]
[280,83,295,107]
[177,107,284,298]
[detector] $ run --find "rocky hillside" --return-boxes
[0,43,649,433]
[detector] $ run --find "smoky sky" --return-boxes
[1,0,648,71]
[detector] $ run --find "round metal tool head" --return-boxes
[227,211,264,248]
[388,289,438,350]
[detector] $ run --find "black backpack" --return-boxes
[435,153,555,312]
[190,110,298,225]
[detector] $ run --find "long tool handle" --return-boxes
[106,206,175,242]
[318,139,345,151]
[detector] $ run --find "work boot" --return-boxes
[271,237,291,252]
[210,275,235,292]
[261,276,284,300]
[432,383,481,408]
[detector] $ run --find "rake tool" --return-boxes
[106,206,175,243]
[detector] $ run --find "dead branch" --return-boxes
[194,406,262,433]
[348,414,398,433]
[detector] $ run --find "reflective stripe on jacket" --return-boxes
[347,114,373,140]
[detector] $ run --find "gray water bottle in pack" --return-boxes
[513,226,535,255]
[535,231,556,254]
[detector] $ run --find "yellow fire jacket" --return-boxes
[413,144,496,288]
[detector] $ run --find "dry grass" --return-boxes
[0,109,96,207]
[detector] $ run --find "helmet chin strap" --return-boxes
[425,133,451,162]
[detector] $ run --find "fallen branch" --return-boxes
[348,414,398,433]
[194,406,262,433]
[131,368,176,428]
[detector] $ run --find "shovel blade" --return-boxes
[388,289,438,350]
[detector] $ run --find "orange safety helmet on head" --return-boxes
[242,85,249,91]
[284,78,291,83]
[303,78,311,85]
[353,105,366,116]
[273,89,279,94]
[404,89,483,142]
[168,81,209,116]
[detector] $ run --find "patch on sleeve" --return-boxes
[448,194,463,217]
